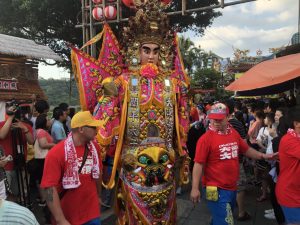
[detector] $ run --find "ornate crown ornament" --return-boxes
[121,0,175,72]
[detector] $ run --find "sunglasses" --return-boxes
[83,126,97,129]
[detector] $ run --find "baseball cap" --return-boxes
[71,111,102,128]
[207,103,229,120]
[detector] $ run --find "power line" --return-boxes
[205,29,235,49]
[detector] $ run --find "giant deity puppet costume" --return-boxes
[71,1,190,224]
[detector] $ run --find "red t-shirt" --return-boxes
[0,121,33,171]
[276,133,300,207]
[194,129,249,190]
[36,129,53,143]
[41,140,103,225]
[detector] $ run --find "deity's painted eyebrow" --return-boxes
[142,46,160,51]
[142,46,151,51]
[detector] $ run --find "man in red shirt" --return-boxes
[190,103,277,225]
[276,109,300,224]
[0,106,34,198]
[41,111,103,225]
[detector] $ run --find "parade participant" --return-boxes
[41,111,103,225]
[71,1,190,224]
[276,109,300,225]
[190,103,277,225]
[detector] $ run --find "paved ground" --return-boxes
[31,184,276,224]
[101,185,276,225]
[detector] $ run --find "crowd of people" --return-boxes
[188,96,300,225]
[0,93,298,225]
[0,99,104,224]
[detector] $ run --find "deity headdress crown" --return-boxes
[122,0,175,71]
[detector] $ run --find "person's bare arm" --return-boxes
[244,147,278,160]
[38,137,55,149]
[43,187,71,225]
[0,116,14,139]
[190,162,204,204]
[96,175,102,204]
[0,157,8,168]
[12,121,34,144]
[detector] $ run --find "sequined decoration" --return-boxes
[127,76,140,145]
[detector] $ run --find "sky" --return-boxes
[39,0,299,79]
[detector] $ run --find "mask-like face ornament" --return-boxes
[122,146,175,186]
[140,43,160,65]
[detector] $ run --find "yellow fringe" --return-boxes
[71,49,87,111]
[80,29,105,50]
[103,85,128,189]
[174,91,185,157]
[175,35,190,85]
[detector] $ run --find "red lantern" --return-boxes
[92,0,102,4]
[122,0,134,8]
[104,5,117,20]
[161,0,171,4]
[92,7,104,21]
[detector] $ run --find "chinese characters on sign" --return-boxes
[0,79,18,91]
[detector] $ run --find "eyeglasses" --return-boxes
[83,126,97,129]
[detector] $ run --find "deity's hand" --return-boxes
[103,81,118,97]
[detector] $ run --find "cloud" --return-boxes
[266,11,293,23]
[189,24,296,58]
[253,0,296,14]
[186,0,298,58]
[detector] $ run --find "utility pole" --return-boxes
[299,0,300,34]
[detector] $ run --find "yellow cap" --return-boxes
[71,111,102,128]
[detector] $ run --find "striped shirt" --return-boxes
[229,118,247,139]
[0,200,39,225]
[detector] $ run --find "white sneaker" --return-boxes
[264,209,274,214]
[176,187,182,195]
[264,212,275,220]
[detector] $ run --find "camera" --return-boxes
[6,100,21,121]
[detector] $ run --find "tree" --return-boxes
[193,68,221,89]
[0,0,221,70]
[178,36,195,73]
[167,1,221,34]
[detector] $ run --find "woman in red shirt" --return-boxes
[276,109,300,224]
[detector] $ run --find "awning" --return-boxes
[225,53,300,93]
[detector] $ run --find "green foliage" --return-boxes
[38,78,79,107]
[0,0,82,68]
[193,68,221,89]
[0,0,221,70]
[167,0,221,34]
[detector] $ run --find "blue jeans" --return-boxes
[83,218,101,225]
[203,188,236,225]
[281,206,300,224]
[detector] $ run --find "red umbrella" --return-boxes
[225,53,300,91]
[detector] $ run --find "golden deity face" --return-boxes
[140,43,160,65]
